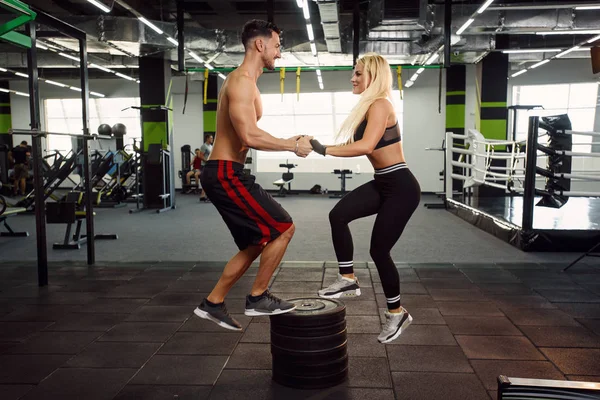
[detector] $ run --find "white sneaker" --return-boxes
[318,274,361,299]
[378,308,413,344]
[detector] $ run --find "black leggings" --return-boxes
[328,163,420,310]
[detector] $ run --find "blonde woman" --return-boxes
[310,53,421,344]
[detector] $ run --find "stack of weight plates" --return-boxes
[269,298,348,389]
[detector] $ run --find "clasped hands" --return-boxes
[289,135,327,158]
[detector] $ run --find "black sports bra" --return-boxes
[353,119,401,150]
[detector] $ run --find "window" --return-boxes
[512,83,598,152]
[256,90,403,172]
[45,97,142,155]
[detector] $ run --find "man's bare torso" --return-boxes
[208,70,262,165]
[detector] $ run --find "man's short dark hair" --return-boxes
[194,148,200,152]
[20,141,27,146]
[241,19,281,51]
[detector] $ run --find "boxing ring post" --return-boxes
[522,116,540,232]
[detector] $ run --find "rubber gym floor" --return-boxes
[0,193,599,399]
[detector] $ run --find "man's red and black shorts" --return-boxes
[200,160,293,250]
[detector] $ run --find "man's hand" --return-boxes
[288,135,304,142]
[294,136,313,158]
[310,139,327,156]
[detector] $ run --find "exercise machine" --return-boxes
[330,169,352,199]
[272,161,297,198]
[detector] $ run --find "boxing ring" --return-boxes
[444,114,600,252]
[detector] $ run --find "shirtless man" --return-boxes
[193,19,313,331]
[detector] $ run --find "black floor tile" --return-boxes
[460,270,520,283]
[520,325,600,348]
[392,372,488,400]
[383,325,457,346]
[347,334,387,358]
[0,354,70,383]
[437,302,503,316]
[501,308,580,326]
[56,280,123,293]
[414,268,463,279]
[0,322,53,341]
[535,289,600,303]
[180,313,252,332]
[102,283,169,299]
[20,367,137,400]
[376,282,426,295]
[225,343,272,369]
[427,288,487,302]
[239,322,271,343]
[344,301,379,316]
[470,360,565,390]
[275,270,323,282]
[420,278,477,289]
[476,283,534,295]
[456,336,545,360]
[44,313,128,332]
[346,316,381,334]
[577,318,600,335]
[387,345,472,373]
[159,332,241,355]
[0,384,33,400]
[399,307,446,325]
[125,306,192,322]
[6,331,101,355]
[132,355,227,385]
[99,322,180,342]
[380,294,437,308]
[269,281,323,294]
[24,292,98,305]
[444,316,522,335]
[78,298,148,314]
[66,342,161,368]
[114,385,212,400]
[1,305,82,322]
[555,303,600,319]
[540,348,600,375]
[347,357,392,388]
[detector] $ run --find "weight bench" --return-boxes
[0,207,29,237]
[498,375,600,399]
[273,162,297,198]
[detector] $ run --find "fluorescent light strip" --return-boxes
[15,72,28,78]
[90,63,114,73]
[530,59,550,69]
[410,74,419,82]
[204,63,214,70]
[217,73,227,80]
[115,72,137,81]
[167,37,179,46]
[456,18,475,35]
[477,0,495,14]
[15,91,29,97]
[416,67,425,74]
[35,42,48,50]
[575,5,600,10]
[425,53,440,65]
[405,80,414,88]
[316,69,321,76]
[502,48,562,53]
[0,67,7,72]
[189,51,205,63]
[302,0,310,19]
[556,46,581,58]
[90,91,105,97]
[587,34,600,43]
[310,42,317,56]
[139,17,163,35]
[318,81,324,90]
[511,69,528,77]
[536,30,600,35]
[58,52,80,62]
[0,88,9,93]
[44,79,67,88]
[306,24,314,41]
[296,0,303,7]
[69,86,83,92]
[87,0,111,13]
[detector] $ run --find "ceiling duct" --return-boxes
[315,0,342,53]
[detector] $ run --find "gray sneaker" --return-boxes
[244,290,296,316]
[194,299,242,331]
[378,308,412,344]
[318,274,361,299]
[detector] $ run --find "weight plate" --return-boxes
[271,329,347,352]
[273,367,348,389]
[273,355,348,378]
[271,319,346,338]
[271,341,347,364]
[270,297,345,328]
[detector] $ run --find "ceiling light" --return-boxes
[86,0,111,13]
[530,59,550,69]
[296,0,303,7]
[139,17,164,35]
[15,91,29,97]
[410,74,419,82]
[302,0,310,19]
[58,52,80,62]
[90,91,105,97]
[90,63,113,73]
[316,69,321,76]
[217,73,226,80]
[69,86,83,92]
[536,30,600,35]
[416,67,425,74]
[167,37,179,46]
[405,81,414,88]
[556,46,581,58]
[306,24,314,41]
[310,42,317,56]
[575,5,600,10]
[587,34,600,43]
[511,69,528,77]
[0,88,9,93]
[456,18,475,35]
[477,0,495,14]
[318,81,324,90]
[115,72,137,81]
[0,67,7,72]
[425,53,440,65]
[44,80,67,88]
[136,80,140,84]
[189,51,205,63]
[15,72,28,78]
[35,42,48,50]
[502,48,562,53]
[204,64,214,70]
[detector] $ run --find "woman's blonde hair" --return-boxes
[335,53,393,144]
